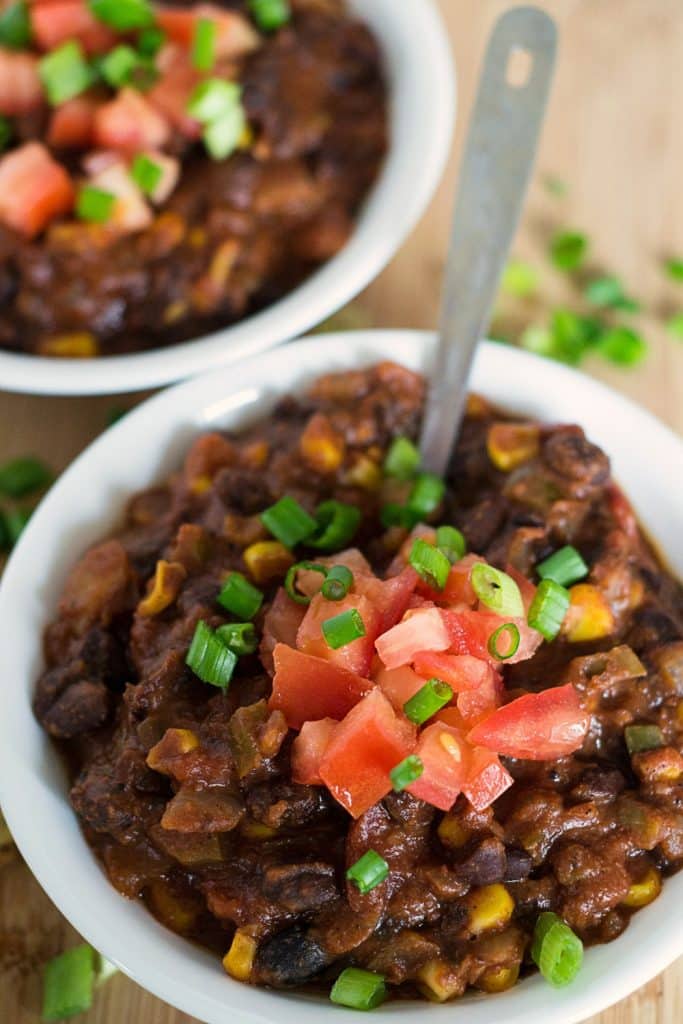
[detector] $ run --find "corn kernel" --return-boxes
[147,728,199,772]
[241,821,277,840]
[39,332,99,358]
[243,541,294,584]
[466,394,491,419]
[137,560,187,617]
[239,123,255,149]
[163,299,188,325]
[209,239,240,288]
[476,963,520,993]
[417,959,462,1002]
[148,882,198,933]
[466,884,514,936]
[223,930,257,982]
[300,413,346,474]
[622,866,661,909]
[563,584,615,642]
[487,423,540,472]
[188,226,207,248]
[344,455,382,491]
[242,441,269,469]
[437,814,471,849]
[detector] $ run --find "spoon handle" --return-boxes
[419,6,558,476]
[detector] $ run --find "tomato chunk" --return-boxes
[0,50,43,116]
[86,161,152,233]
[374,664,426,712]
[94,87,170,154]
[147,45,201,139]
[269,644,373,730]
[406,722,469,812]
[155,4,260,59]
[31,0,117,54]
[0,142,74,238]
[291,718,337,786]
[48,95,99,149]
[416,553,485,606]
[412,651,490,692]
[457,665,503,728]
[467,684,590,761]
[462,747,513,811]
[442,608,542,666]
[297,592,380,677]
[319,689,416,818]
[260,587,306,674]
[375,606,450,671]
[355,566,419,633]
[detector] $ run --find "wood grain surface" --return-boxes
[1,1,682,1021]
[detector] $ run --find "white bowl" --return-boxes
[1,331,682,1024]
[0,1,454,397]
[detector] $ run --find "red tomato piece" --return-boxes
[417,552,485,606]
[31,0,117,54]
[155,4,260,59]
[462,747,514,811]
[296,548,372,599]
[375,606,450,671]
[93,87,170,154]
[291,718,338,785]
[0,50,43,116]
[406,722,469,811]
[147,45,201,139]
[0,142,74,238]
[467,684,590,761]
[457,665,503,728]
[269,644,374,730]
[297,592,380,677]
[355,566,419,633]
[47,95,99,149]
[412,651,489,692]
[260,587,306,674]
[442,608,543,666]
[319,689,416,818]
[505,564,537,614]
[434,706,469,732]
[374,663,426,712]
[386,523,437,577]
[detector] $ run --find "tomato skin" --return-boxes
[0,142,74,238]
[269,644,373,730]
[456,665,503,728]
[291,718,337,785]
[260,587,306,675]
[467,683,590,761]
[406,722,469,811]
[375,606,450,671]
[441,608,542,666]
[147,45,202,139]
[155,4,259,58]
[412,651,489,692]
[374,663,426,712]
[31,0,117,55]
[319,689,416,818]
[94,88,170,154]
[297,592,380,677]
[0,51,43,116]
[47,95,99,150]
[462,747,513,811]
[355,566,419,633]
[416,553,485,606]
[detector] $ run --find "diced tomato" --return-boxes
[387,524,437,577]
[147,45,201,139]
[87,161,152,232]
[93,88,170,154]
[457,665,503,728]
[319,689,416,818]
[47,95,100,149]
[260,587,306,674]
[296,548,372,599]
[462,747,514,811]
[416,553,485,607]
[505,564,537,613]
[139,150,180,204]
[467,684,591,761]
[31,0,117,55]
[434,706,469,732]
[355,566,419,633]
[297,592,380,677]
[0,50,43,116]
[374,664,426,712]
[375,606,450,671]
[406,722,469,812]
[291,718,338,785]
[269,644,374,730]
[412,651,490,692]
[442,608,542,666]
[0,142,74,238]
[155,4,260,59]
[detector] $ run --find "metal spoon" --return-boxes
[419,6,558,476]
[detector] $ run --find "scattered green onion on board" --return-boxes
[536,545,588,587]
[346,849,389,894]
[322,608,365,650]
[531,912,583,988]
[217,572,263,620]
[403,678,453,726]
[42,944,118,1022]
[471,563,524,618]
[390,754,424,792]
[550,230,588,271]
[330,967,387,1011]
[527,579,570,641]
[186,620,238,689]
[488,622,521,661]
[308,499,360,551]
[0,456,51,497]
[409,537,450,591]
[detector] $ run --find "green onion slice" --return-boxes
[0,456,51,497]
[403,678,453,725]
[131,153,163,196]
[330,967,387,1011]
[186,620,237,689]
[436,524,466,564]
[203,104,246,160]
[2,507,32,548]
[383,436,420,480]
[407,472,445,519]
[531,912,583,988]
[248,0,292,32]
[39,40,95,106]
[89,0,154,30]
[284,561,327,605]
[192,17,216,72]
[536,545,588,587]
[380,502,420,531]
[76,186,116,224]
[488,622,521,661]
[321,564,353,602]
[624,724,665,755]
[0,1,31,50]
[322,608,365,650]
[409,537,450,591]
[42,944,96,1022]
[99,44,139,87]
[471,563,524,617]
[187,78,242,124]
[346,849,389,894]
[308,499,361,551]
[216,622,258,656]
[390,754,424,792]
[527,579,570,642]
[217,572,263,620]
[137,26,166,56]
[261,495,317,549]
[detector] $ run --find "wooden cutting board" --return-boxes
[1,1,682,1021]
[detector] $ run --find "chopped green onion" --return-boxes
[527,579,570,642]
[39,41,95,106]
[436,525,466,564]
[89,0,154,30]
[248,0,291,32]
[537,546,588,587]
[403,678,453,726]
[203,103,246,160]
[488,622,521,661]
[186,620,237,689]
[99,44,139,87]
[330,967,387,1011]
[261,495,317,549]
[665,257,683,281]
[390,754,424,792]
[187,78,242,124]
[322,608,365,650]
[284,560,327,605]
[501,260,538,298]
[76,186,116,224]
[0,456,51,497]
[137,26,166,56]
[383,436,420,481]
[131,154,163,196]
[624,724,665,755]
[409,537,450,591]
[346,849,389,894]
[543,173,568,197]
[216,622,258,656]
[380,502,420,531]
[321,564,353,602]
[598,326,647,367]
[471,563,524,617]
[42,944,96,1021]
[550,230,588,271]
[192,17,216,72]
[666,312,683,339]
[407,472,445,519]
[0,1,30,50]
[2,507,31,548]
[217,572,263,620]
[531,912,583,988]
[0,115,12,152]
[309,499,361,550]
[585,275,639,312]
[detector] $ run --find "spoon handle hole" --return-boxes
[506,46,533,88]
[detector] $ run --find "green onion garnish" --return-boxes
[471,563,524,617]
[186,620,237,689]
[217,572,263,620]
[0,115,12,152]
[550,230,588,271]
[248,0,292,32]
[346,849,389,894]
[403,678,453,725]
[261,495,317,549]
[39,41,95,106]
[203,104,246,160]
[598,326,647,367]
[284,561,327,605]
[488,622,520,660]
[99,44,139,87]
[436,524,466,564]
[0,1,31,50]
[42,944,96,1021]
[309,499,361,550]
[322,608,365,650]
[407,472,445,519]
[527,579,570,641]
[2,507,32,548]
[321,564,353,602]
[89,0,154,30]
[665,257,683,281]
[0,456,51,497]
[409,537,450,591]
[531,912,583,988]
[187,78,242,123]
[131,154,163,196]
[330,967,387,1011]
[390,754,424,792]
[380,502,420,530]
[137,26,166,56]
[76,186,116,224]
[192,17,216,72]
[624,724,665,755]
[537,545,588,587]
[215,622,258,656]
[383,436,420,481]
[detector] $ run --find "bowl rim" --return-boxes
[0,0,456,397]
[1,330,682,1024]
